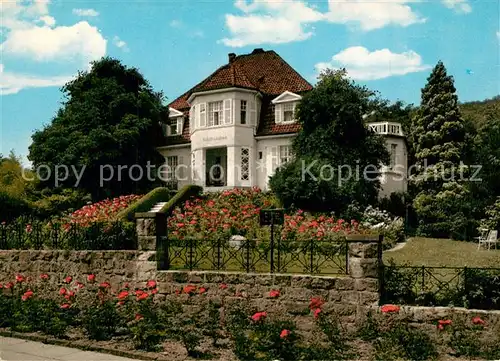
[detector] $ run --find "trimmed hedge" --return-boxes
[159,185,203,215]
[117,187,174,221]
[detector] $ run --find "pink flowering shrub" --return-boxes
[66,195,142,227]
[168,187,365,242]
[1,195,141,249]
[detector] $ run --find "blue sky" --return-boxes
[1,0,499,164]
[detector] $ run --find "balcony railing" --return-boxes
[367,122,404,136]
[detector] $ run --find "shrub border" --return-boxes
[0,331,169,361]
[117,187,174,222]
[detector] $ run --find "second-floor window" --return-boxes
[283,103,294,122]
[275,102,297,123]
[166,117,183,136]
[208,101,223,126]
[241,100,247,125]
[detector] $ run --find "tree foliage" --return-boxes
[460,96,500,129]
[410,61,474,239]
[0,151,33,198]
[270,69,389,214]
[28,57,166,200]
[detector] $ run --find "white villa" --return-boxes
[158,49,407,198]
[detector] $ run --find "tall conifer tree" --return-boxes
[411,61,471,238]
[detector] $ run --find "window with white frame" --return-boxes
[208,101,223,126]
[278,145,292,166]
[274,102,297,123]
[241,147,249,181]
[165,155,179,187]
[283,103,295,122]
[167,117,183,136]
[240,100,247,125]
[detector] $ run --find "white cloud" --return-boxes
[221,0,471,47]
[1,0,50,30]
[113,36,129,52]
[38,15,56,27]
[315,46,431,81]
[325,0,426,31]
[0,64,72,95]
[496,31,500,40]
[441,0,472,13]
[0,1,107,95]
[72,8,100,17]
[2,22,107,64]
[220,0,323,47]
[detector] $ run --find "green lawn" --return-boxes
[383,237,500,268]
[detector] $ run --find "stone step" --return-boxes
[149,202,168,213]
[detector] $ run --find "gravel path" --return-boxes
[0,337,139,361]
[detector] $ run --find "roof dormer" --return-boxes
[271,91,302,104]
[164,107,184,137]
[169,108,184,118]
[272,91,302,124]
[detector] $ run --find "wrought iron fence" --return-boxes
[157,237,349,275]
[381,265,500,310]
[0,219,137,250]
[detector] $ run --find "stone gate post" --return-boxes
[346,234,383,305]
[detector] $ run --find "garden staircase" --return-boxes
[149,202,167,213]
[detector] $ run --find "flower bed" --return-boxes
[67,195,142,226]
[167,188,365,242]
[0,195,141,250]
[1,273,499,361]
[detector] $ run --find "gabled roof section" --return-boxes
[168,108,184,118]
[169,49,313,111]
[271,91,302,104]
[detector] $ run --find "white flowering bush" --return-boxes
[361,206,405,249]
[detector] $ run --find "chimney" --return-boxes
[228,53,236,63]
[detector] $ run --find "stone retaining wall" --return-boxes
[0,250,152,286]
[0,238,381,332]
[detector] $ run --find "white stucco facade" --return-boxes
[158,87,306,192]
[159,51,408,198]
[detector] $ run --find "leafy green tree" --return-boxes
[270,69,389,215]
[466,117,500,220]
[460,96,500,129]
[28,57,166,200]
[411,61,474,239]
[0,151,32,198]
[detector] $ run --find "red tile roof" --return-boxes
[165,49,312,144]
[256,96,302,136]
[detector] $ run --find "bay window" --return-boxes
[240,100,247,125]
[208,101,222,126]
